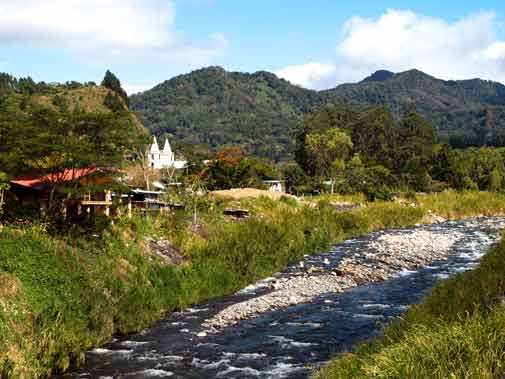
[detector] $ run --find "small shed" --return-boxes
[263,180,285,193]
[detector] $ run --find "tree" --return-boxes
[295,105,358,175]
[199,148,280,191]
[489,168,502,192]
[103,92,125,112]
[0,172,9,216]
[345,107,398,169]
[132,142,155,191]
[10,107,142,214]
[101,70,129,106]
[282,163,315,195]
[305,128,353,193]
[396,110,436,188]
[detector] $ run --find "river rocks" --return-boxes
[202,228,466,332]
[423,210,447,224]
[146,238,188,266]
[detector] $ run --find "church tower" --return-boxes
[148,136,187,170]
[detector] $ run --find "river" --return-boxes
[59,217,505,379]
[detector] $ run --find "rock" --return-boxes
[201,227,466,332]
[197,332,207,337]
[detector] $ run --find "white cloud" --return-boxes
[0,0,227,64]
[276,10,505,90]
[276,63,336,89]
[123,82,156,95]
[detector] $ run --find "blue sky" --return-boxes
[1,0,505,93]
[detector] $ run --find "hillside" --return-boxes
[130,67,324,161]
[131,67,505,160]
[0,73,146,133]
[325,70,505,147]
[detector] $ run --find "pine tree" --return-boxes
[101,70,129,106]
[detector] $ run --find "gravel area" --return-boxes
[202,229,464,331]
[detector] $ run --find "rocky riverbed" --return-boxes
[202,229,465,331]
[60,217,505,379]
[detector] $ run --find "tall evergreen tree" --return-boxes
[101,70,129,106]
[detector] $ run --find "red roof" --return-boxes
[11,168,97,188]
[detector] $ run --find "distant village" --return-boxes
[6,136,286,220]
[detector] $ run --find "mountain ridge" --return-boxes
[130,67,505,160]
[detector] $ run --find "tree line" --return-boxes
[289,105,505,199]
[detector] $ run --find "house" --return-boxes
[263,180,285,193]
[131,189,168,213]
[9,168,125,218]
[149,136,187,170]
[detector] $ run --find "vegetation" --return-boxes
[3,67,505,379]
[0,71,147,216]
[129,66,325,161]
[316,231,505,379]
[1,191,504,378]
[130,67,505,160]
[101,70,129,107]
[295,104,505,199]
[200,147,279,190]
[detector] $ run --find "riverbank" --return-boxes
[62,217,504,378]
[1,191,505,378]
[202,228,467,331]
[316,225,505,378]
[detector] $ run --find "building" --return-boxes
[8,168,123,217]
[149,136,187,170]
[263,180,285,193]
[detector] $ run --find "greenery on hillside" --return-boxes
[326,69,505,148]
[130,67,505,160]
[0,71,145,135]
[130,66,325,161]
[316,226,505,379]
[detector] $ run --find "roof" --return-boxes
[132,189,164,195]
[150,136,160,153]
[163,138,173,154]
[11,168,98,189]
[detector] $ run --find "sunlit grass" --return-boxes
[1,191,505,378]
[316,232,505,379]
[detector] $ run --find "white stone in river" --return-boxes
[323,258,330,265]
[197,332,207,337]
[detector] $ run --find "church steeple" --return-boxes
[149,136,159,153]
[163,138,172,155]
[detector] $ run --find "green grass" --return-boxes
[1,191,504,378]
[316,232,505,379]
[417,190,505,219]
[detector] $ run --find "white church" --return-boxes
[149,136,187,169]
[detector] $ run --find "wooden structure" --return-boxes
[9,168,122,218]
[131,189,170,215]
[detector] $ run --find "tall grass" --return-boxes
[417,190,505,219]
[316,233,505,379]
[1,191,504,378]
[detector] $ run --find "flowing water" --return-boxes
[59,218,505,379]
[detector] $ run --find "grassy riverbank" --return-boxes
[316,207,505,378]
[1,191,504,378]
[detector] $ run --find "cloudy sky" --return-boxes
[1,0,505,93]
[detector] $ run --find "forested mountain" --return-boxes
[325,70,505,148]
[131,67,505,161]
[130,67,324,161]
